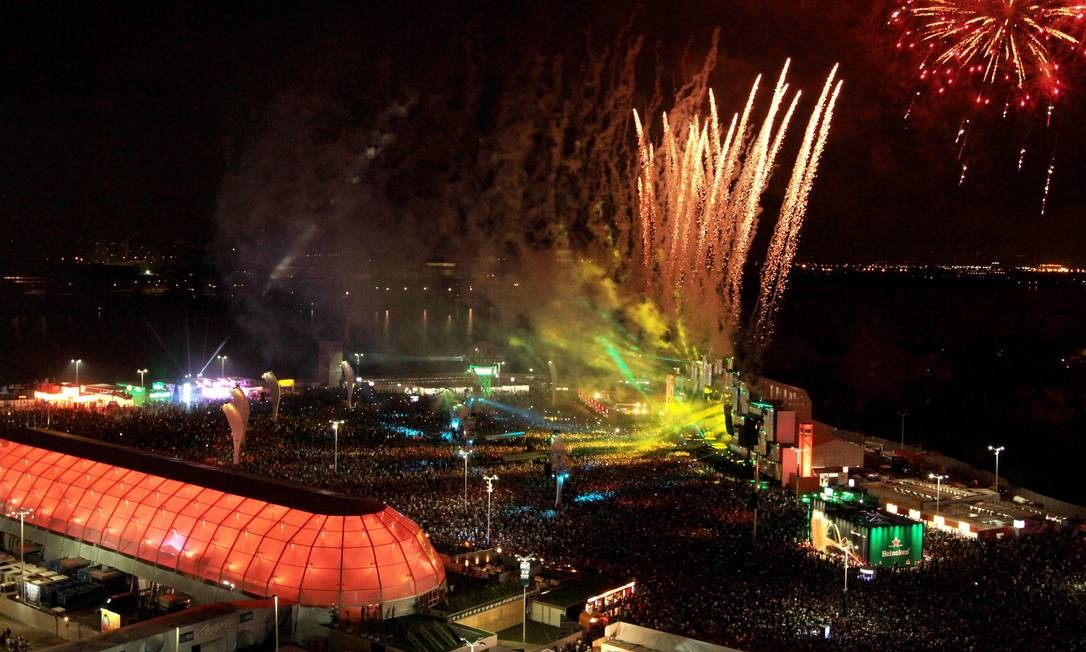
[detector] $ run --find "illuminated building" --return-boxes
[810,495,923,567]
[0,428,445,629]
[861,478,1047,539]
[722,372,865,490]
[33,384,134,408]
[531,576,634,630]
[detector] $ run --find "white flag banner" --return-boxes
[222,403,246,465]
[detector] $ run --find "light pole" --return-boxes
[929,473,947,518]
[70,359,82,392]
[516,554,533,643]
[840,538,851,595]
[751,457,759,544]
[330,420,344,472]
[354,352,364,367]
[7,507,32,601]
[273,594,279,651]
[218,355,228,377]
[458,448,471,509]
[845,530,868,600]
[483,474,498,545]
[826,521,852,598]
[460,635,487,652]
[988,445,1005,495]
[897,410,909,448]
[137,368,148,388]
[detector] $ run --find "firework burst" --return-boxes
[892,0,1086,110]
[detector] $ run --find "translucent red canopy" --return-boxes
[0,439,445,607]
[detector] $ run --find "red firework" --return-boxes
[891,0,1086,111]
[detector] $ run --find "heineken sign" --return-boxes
[881,537,910,558]
[809,499,925,568]
[867,522,923,567]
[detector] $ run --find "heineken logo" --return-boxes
[882,536,910,558]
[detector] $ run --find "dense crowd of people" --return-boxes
[4,388,1085,650]
[0,628,28,652]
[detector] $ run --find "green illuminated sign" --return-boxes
[867,522,923,567]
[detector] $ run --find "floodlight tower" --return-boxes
[458,448,472,509]
[988,445,1005,495]
[929,473,948,518]
[70,359,83,392]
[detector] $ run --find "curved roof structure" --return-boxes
[0,429,445,608]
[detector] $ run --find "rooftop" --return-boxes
[0,428,446,607]
[44,599,278,651]
[536,575,629,610]
[815,498,917,528]
[8,428,385,516]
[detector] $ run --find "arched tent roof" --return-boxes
[0,429,444,607]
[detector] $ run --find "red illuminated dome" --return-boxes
[0,429,445,610]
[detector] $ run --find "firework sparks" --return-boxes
[905,90,922,119]
[955,118,971,159]
[955,117,973,143]
[893,0,1086,109]
[753,71,843,348]
[633,62,841,353]
[1041,156,1056,214]
[892,2,1081,215]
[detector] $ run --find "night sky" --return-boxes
[6,1,1086,265]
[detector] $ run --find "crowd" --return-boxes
[4,388,1085,650]
[0,628,29,652]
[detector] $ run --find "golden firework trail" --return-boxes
[754,70,843,346]
[633,62,841,353]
